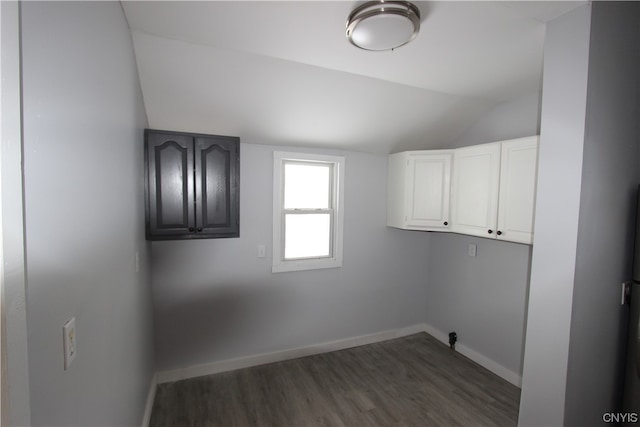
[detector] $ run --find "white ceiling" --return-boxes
[123,1,584,153]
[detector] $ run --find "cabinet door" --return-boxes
[405,152,452,229]
[195,136,240,237]
[145,131,195,239]
[451,143,501,238]
[496,136,539,244]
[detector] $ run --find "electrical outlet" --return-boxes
[468,244,477,257]
[63,317,76,370]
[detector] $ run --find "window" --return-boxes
[272,152,345,273]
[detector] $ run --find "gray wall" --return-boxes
[21,2,154,425]
[425,93,540,379]
[152,142,430,372]
[565,2,640,425]
[426,234,531,379]
[449,92,541,149]
[518,5,592,426]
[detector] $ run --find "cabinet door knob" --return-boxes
[488,229,493,234]
[443,221,448,226]
[197,227,203,232]
[188,227,195,232]
[497,230,502,236]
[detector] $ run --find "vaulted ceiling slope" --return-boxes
[123,1,584,154]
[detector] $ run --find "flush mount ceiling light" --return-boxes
[346,1,421,51]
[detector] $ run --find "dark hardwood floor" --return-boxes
[150,333,520,426]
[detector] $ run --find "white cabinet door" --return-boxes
[389,137,538,244]
[387,150,452,231]
[451,143,501,238]
[496,136,539,244]
[405,152,452,229]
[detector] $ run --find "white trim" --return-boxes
[272,151,345,273]
[154,323,521,389]
[421,323,522,387]
[156,324,426,384]
[141,374,157,427]
[1,2,32,424]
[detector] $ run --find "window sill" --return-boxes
[272,258,342,273]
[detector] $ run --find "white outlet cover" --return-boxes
[63,317,76,370]
[257,244,266,258]
[468,244,477,257]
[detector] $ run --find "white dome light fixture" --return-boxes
[346,1,421,51]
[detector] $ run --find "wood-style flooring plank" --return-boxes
[149,333,520,427]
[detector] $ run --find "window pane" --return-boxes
[284,163,331,209]
[284,214,331,259]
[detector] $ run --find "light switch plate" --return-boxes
[622,282,631,305]
[63,317,76,370]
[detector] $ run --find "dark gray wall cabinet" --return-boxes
[145,129,239,240]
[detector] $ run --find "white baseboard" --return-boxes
[141,373,157,427]
[155,323,521,389]
[421,323,522,387]
[156,323,427,384]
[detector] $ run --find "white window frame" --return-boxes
[272,151,345,273]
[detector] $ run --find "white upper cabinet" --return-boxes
[496,137,539,244]
[387,150,453,231]
[451,143,501,238]
[451,136,539,244]
[388,136,539,244]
